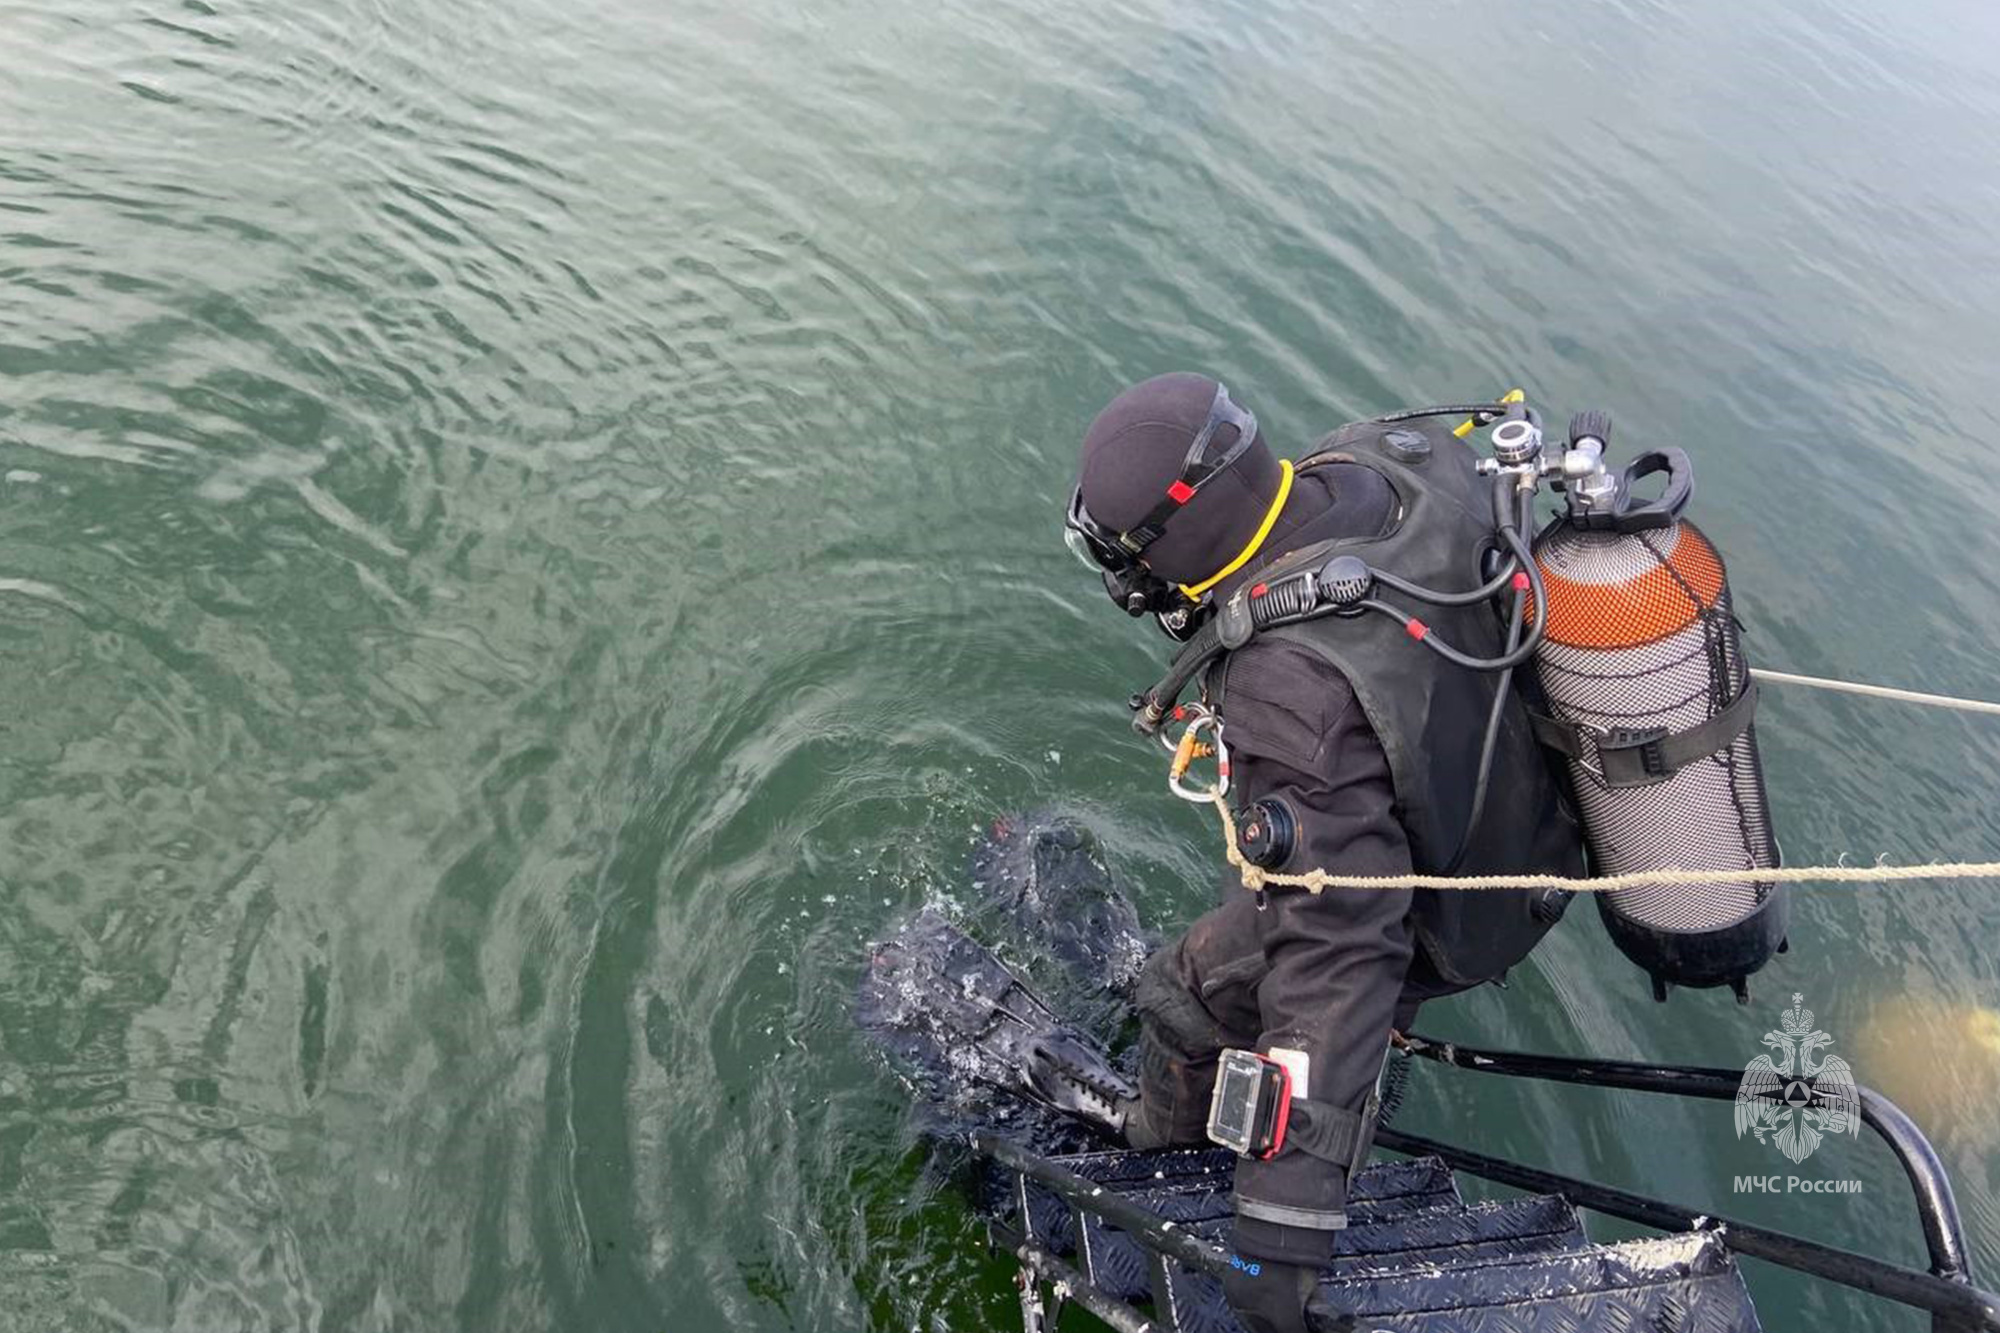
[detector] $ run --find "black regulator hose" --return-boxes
[1371,553,1518,607]
[1370,404,1516,425]
[1442,486,1540,871]
[1444,594,1526,869]
[1134,485,1546,733]
[1133,620,1224,733]
[1369,476,1522,608]
[1359,512,1544,673]
[1502,504,1547,658]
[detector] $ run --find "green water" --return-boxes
[5,0,2000,1328]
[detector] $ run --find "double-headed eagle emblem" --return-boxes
[1735,993,1861,1163]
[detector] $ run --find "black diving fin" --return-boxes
[858,907,1136,1137]
[969,811,1149,995]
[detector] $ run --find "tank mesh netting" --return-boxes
[1533,521,1779,932]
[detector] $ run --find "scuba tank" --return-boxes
[1528,413,1785,1002]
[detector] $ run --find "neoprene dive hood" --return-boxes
[1067,373,1292,635]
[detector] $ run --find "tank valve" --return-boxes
[1568,409,1612,455]
[1561,410,1619,515]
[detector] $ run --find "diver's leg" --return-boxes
[1124,911,1470,1148]
[1126,896,1266,1149]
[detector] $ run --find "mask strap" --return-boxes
[1177,460,1294,601]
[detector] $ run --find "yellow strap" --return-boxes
[1453,388,1526,439]
[1177,460,1294,600]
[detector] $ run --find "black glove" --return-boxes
[1221,1253,1318,1333]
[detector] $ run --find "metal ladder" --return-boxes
[975,1037,2000,1333]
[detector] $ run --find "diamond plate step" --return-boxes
[1321,1230,1751,1315]
[1163,1232,1760,1333]
[1077,1192,1587,1304]
[1050,1147,1455,1204]
[1021,1150,1459,1254]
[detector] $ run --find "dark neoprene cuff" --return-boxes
[1233,1212,1343,1268]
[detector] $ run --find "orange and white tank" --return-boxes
[1531,458,1786,1002]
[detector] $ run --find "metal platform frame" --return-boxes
[974,1034,2000,1333]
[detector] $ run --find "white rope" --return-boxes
[1207,793,2000,894]
[1177,665,2000,893]
[1752,668,2000,717]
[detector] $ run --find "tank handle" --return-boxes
[1593,447,1695,532]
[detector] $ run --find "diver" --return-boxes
[1060,372,1586,1333]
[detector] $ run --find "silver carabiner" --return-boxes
[1168,711,1231,803]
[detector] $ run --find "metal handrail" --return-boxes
[1011,1243,1155,1333]
[1395,1035,1975,1281]
[1390,1034,2000,1333]
[1371,1126,2000,1333]
[972,1132,1232,1280]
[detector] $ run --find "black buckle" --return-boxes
[1578,724,1670,787]
[1603,726,1669,776]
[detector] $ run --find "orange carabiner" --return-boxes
[1170,726,1204,781]
[1168,712,1230,803]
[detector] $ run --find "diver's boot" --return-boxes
[858,907,1136,1138]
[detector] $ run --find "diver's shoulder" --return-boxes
[1217,635,1358,745]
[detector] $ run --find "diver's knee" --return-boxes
[1134,943,1226,1057]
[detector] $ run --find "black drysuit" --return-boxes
[1125,460,1556,1268]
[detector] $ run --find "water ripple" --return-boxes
[4,0,2000,1328]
